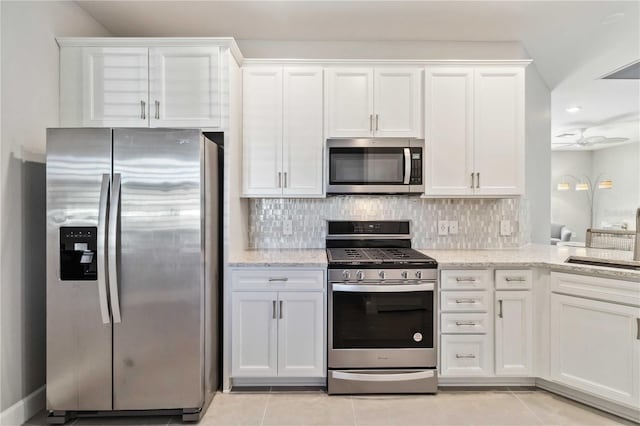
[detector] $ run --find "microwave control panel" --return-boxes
[410,148,422,185]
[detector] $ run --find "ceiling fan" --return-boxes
[554,128,629,148]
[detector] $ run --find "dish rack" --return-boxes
[586,228,636,251]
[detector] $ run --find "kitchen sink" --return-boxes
[565,256,640,271]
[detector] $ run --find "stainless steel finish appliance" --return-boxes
[46,128,222,424]
[326,138,424,194]
[326,221,438,394]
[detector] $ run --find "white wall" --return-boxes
[525,63,551,244]
[592,142,640,230]
[0,1,109,421]
[551,150,593,242]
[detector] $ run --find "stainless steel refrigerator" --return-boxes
[46,128,221,424]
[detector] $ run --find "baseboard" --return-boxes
[536,378,640,423]
[438,377,536,387]
[0,385,46,426]
[231,377,327,387]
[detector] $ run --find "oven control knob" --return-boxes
[401,271,409,279]
[356,271,365,281]
[342,270,351,281]
[379,270,386,280]
[415,271,423,279]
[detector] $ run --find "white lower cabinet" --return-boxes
[495,290,533,376]
[441,334,492,377]
[550,292,640,407]
[231,269,326,380]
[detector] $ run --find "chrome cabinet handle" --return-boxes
[456,277,476,282]
[470,173,475,189]
[108,173,122,323]
[455,321,477,326]
[97,174,111,324]
[456,354,476,359]
[279,301,283,319]
[284,172,287,188]
[140,100,146,120]
[505,277,526,282]
[455,298,477,304]
[498,300,503,318]
[375,114,379,131]
[272,300,276,319]
[154,100,160,119]
[369,114,373,132]
[476,172,480,189]
[637,318,640,340]
[268,277,288,282]
[277,172,282,188]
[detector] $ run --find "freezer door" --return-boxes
[46,128,113,411]
[112,128,204,410]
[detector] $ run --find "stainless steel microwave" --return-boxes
[326,138,424,195]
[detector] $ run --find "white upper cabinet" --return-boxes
[149,46,220,128]
[326,68,374,137]
[282,68,324,196]
[374,68,422,137]
[243,66,324,197]
[424,65,525,196]
[82,47,149,127]
[424,68,474,196]
[243,67,283,196]
[326,67,421,138]
[473,68,524,195]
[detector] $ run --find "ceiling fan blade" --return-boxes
[600,137,630,143]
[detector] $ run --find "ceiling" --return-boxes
[75,0,640,150]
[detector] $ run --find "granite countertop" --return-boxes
[228,244,640,280]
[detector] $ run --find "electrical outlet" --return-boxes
[449,220,459,235]
[500,220,511,236]
[283,219,293,236]
[438,220,449,236]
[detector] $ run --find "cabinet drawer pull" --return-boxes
[498,300,503,318]
[455,353,476,359]
[455,277,476,282]
[454,298,478,304]
[268,277,288,282]
[455,321,477,326]
[505,277,526,282]
[272,300,276,319]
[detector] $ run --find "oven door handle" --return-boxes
[332,370,435,382]
[403,148,411,185]
[332,283,434,292]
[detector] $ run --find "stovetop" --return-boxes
[326,247,438,269]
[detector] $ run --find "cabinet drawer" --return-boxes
[551,272,640,306]
[440,291,490,312]
[495,269,532,290]
[231,269,325,291]
[440,313,489,334]
[441,270,492,290]
[441,334,492,377]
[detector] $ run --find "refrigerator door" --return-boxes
[46,128,113,411]
[112,128,204,409]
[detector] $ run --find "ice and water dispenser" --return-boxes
[59,227,97,280]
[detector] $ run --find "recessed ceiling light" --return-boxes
[601,12,625,25]
[565,106,582,113]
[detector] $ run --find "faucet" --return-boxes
[635,208,640,261]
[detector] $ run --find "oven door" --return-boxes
[329,282,436,368]
[327,139,422,194]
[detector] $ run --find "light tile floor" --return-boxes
[24,389,637,426]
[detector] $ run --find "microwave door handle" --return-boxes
[403,148,411,185]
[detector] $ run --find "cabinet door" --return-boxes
[473,67,524,195]
[277,292,325,377]
[374,68,421,137]
[550,294,640,406]
[326,68,374,137]
[282,67,324,196]
[495,291,533,376]
[149,46,220,128]
[242,67,283,196]
[424,68,474,196]
[82,47,149,127]
[231,292,278,377]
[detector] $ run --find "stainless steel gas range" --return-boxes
[326,220,438,394]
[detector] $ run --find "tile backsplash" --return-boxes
[249,196,529,249]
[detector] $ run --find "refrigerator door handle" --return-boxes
[108,173,122,323]
[97,174,111,324]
